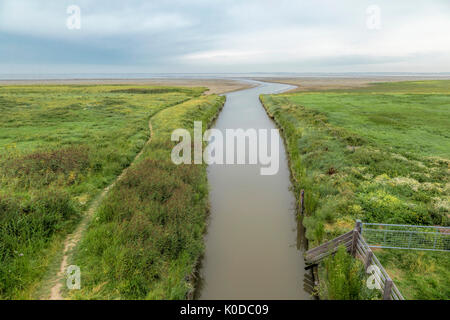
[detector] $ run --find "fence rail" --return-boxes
[362,222,450,252]
[304,220,404,300]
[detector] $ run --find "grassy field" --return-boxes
[0,85,222,299]
[261,80,450,299]
[69,94,224,299]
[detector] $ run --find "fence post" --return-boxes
[300,189,305,215]
[355,220,362,234]
[351,220,361,256]
[364,251,373,271]
[351,231,358,256]
[383,279,393,300]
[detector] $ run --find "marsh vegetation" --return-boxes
[261,80,450,299]
[0,85,224,299]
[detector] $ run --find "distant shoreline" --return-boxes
[251,76,450,92]
[0,78,257,95]
[1,75,448,94]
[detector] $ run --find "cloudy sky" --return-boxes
[1,0,449,74]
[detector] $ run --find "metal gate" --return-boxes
[361,222,450,252]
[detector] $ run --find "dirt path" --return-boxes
[44,120,154,300]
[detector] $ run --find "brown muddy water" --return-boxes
[197,81,310,299]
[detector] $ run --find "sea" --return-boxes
[0,72,449,81]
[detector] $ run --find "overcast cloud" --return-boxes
[1,0,449,73]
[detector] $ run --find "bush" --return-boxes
[320,246,378,300]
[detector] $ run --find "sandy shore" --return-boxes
[252,76,450,92]
[0,78,256,95]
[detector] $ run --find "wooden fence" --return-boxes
[304,220,404,300]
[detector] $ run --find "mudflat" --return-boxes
[252,76,450,92]
[0,78,255,95]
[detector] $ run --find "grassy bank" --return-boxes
[0,85,211,299]
[261,80,450,299]
[69,94,225,299]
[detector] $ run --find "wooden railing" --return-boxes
[304,220,404,300]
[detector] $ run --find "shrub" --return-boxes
[320,246,378,300]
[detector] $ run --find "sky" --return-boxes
[1,0,449,74]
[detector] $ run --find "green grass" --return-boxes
[287,91,449,158]
[0,85,209,299]
[70,95,225,299]
[261,80,450,299]
[375,249,450,299]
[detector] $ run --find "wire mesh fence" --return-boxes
[361,223,450,252]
